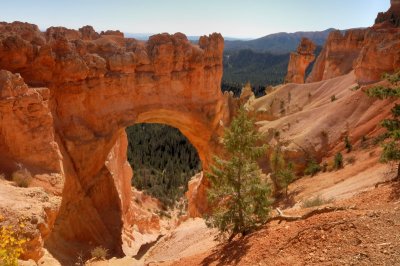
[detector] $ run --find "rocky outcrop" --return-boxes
[306,29,366,83]
[0,21,228,261]
[307,1,400,84]
[375,0,400,28]
[0,70,62,176]
[0,179,61,262]
[354,29,400,84]
[285,38,316,84]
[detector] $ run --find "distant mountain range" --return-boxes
[124,33,249,41]
[224,28,338,55]
[221,29,343,89]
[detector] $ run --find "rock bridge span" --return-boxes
[0,22,229,257]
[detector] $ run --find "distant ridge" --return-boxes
[224,28,338,54]
[124,33,249,41]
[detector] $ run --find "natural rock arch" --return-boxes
[0,22,230,258]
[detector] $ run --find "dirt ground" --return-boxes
[171,182,400,266]
[83,144,400,266]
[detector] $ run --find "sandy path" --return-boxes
[143,218,219,265]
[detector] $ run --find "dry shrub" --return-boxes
[12,169,32,188]
[90,246,108,260]
[302,196,333,208]
[346,156,356,165]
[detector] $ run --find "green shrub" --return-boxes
[382,71,400,84]
[334,153,344,170]
[366,71,400,179]
[276,162,296,197]
[350,85,360,91]
[304,160,321,176]
[90,246,108,260]
[12,169,32,188]
[344,136,352,153]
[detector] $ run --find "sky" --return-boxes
[1,0,390,39]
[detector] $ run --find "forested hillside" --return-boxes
[224,28,335,54]
[126,124,201,207]
[223,49,289,88]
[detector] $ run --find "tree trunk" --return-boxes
[397,162,400,180]
[237,163,243,233]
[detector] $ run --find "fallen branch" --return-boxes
[374,177,399,188]
[267,205,356,223]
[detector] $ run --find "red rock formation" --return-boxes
[354,29,400,84]
[0,21,228,260]
[307,1,400,84]
[306,29,366,83]
[375,0,400,28]
[0,70,61,175]
[285,38,316,84]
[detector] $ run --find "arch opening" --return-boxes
[126,123,202,208]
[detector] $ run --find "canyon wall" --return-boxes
[0,22,228,259]
[285,38,316,84]
[307,1,400,84]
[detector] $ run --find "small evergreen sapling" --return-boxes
[344,136,352,153]
[206,108,272,241]
[334,152,344,170]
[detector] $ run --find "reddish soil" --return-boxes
[172,182,400,266]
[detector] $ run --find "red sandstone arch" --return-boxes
[0,22,229,258]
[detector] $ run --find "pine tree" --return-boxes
[344,135,352,153]
[366,71,400,179]
[276,162,296,197]
[270,144,296,197]
[334,152,343,170]
[206,108,271,241]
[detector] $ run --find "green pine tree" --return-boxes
[269,143,296,196]
[276,162,296,197]
[206,108,272,241]
[366,71,400,179]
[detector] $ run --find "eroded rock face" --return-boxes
[307,1,400,84]
[0,70,61,176]
[0,22,228,260]
[285,38,316,84]
[354,29,400,84]
[306,29,366,83]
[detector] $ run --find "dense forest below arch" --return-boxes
[126,124,201,207]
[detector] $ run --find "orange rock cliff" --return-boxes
[285,38,316,84]
[306,0,400,84]
[0,22,229,259]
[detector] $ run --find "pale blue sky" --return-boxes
[1,0,390,38]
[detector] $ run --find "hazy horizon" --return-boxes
[1,0,390,39]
